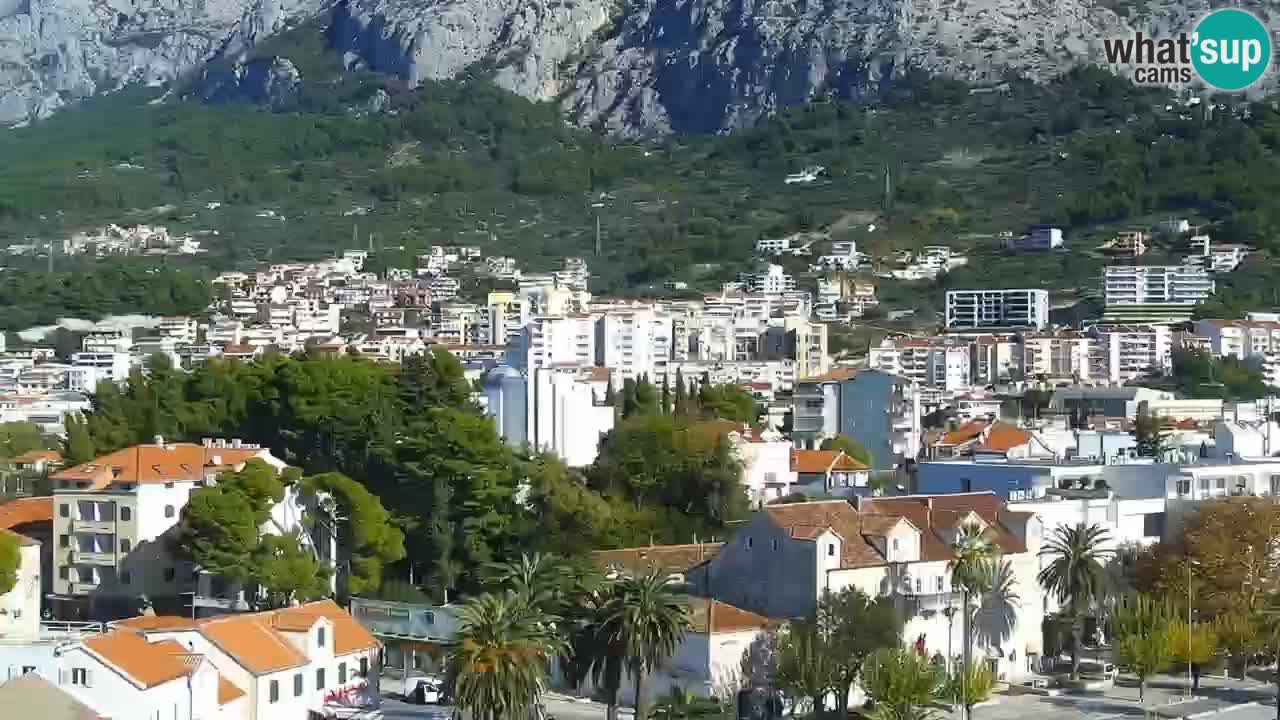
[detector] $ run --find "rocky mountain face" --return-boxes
[0,0,1267,133]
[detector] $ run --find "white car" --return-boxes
[407,677,443,704]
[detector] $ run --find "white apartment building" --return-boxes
[483,366,614,467]
[1195,318,1280,386]
[434,303,484,346]
[207,320,245,346]
[427,276,459,302]
[1018,332,1095,381]
[746,265,796,294]
[1088,324,1173,383]
[1187,235,1247,274]
[598,308,663,380]
[970,336,1017,386]
[0,600,379,720]
[484,291,524,347]
[158,317,199,344]
[67,352,134,393]
[46,440,321,619]
[1103,265,1214,308]
[945,289,1049,331]
[870,338,970,391]
[514,315,596,371]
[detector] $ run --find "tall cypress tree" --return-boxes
[661,375,672,414]
[674,368,687,415]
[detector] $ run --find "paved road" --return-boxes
[367,692,621,720]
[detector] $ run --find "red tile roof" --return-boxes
[11,450,62,465]
[974,423,1032,453]
[0,497,52,530]
[592,543,723,576]
[52,444,268,490]
[218,676,246,705]
[790,449,868,474]
[938,421,988,447]
[758,495,1028,569]
[82,631,196,688]
[687,598,770,634]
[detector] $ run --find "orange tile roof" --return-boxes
[974,423,1032,453]
[110,616,199,632]
[0,496,52,530]
[803,367,858,382]
[687,597,770,634]
[759,495,1028,569]
[11,449,62,465]
[592,543,723,576]
[82,631,195,688]
[217,676,246,705]
[198,613,310,675]
[791,449,868,474]
[280,600,380,656]
[763,501,882,568]
[52,444,267,490]
[938,421,988,447]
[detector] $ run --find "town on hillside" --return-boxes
[0,217,1278,720]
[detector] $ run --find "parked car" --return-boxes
[407,677,443,704]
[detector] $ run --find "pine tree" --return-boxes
[603,377,616,407]
[661,375,671,414]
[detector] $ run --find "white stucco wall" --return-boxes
[0,542,41,637]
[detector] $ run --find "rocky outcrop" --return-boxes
[0,0,327,126]
[328,0,614,101]
[191,56,303,108]
[0,0,1275,134]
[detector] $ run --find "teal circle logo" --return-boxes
[1191,9,1272,91]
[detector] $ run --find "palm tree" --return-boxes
[601,571,691,720]
[861,647,946,720]
[448,592,565,720]
[949,523,993,720]
[485,552,572,614]
[1037,523,1113,679]
[567,582,626,720]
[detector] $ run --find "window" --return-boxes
[21,666,34,674]
[1176,479,1191,496]
[121,507,131,521]
[164,505,175,518]
[71,668,89,686]
[1215,477,1227,490]
[936,576,944,592]
[294,673,303,697]
[121,571,131,585]
[915,578,922,594]
[764,471,778,484]
[59,504,68,518]
[59,567,68,580]
[1272,475,1280,495]
[164,482,175,489]
[339,663,347,684]
[120,539,130,553]
[59,535,68,548]
[269,679,279,703]
[164,568,175,582]
[317,627,326,648]
[892,538,900,553]
[827,543,835,557]
[359,658,369,677]
[746,537,753,550]
[316,668,326,690]
[1198,478,1210,491]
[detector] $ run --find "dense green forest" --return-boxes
[64,350,756,600]
[5,21,1280,321]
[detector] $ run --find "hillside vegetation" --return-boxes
[3,22,1280,319]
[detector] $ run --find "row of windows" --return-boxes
[57,504,176,519]
[59,566,183,584]
[268,659,369,703]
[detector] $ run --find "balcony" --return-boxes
[71,519,114,534]
[71,549,116,566]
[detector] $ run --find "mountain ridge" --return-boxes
[0,0,1272,133]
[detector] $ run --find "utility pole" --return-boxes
[47,241,54,273]
[594,214,602,257]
